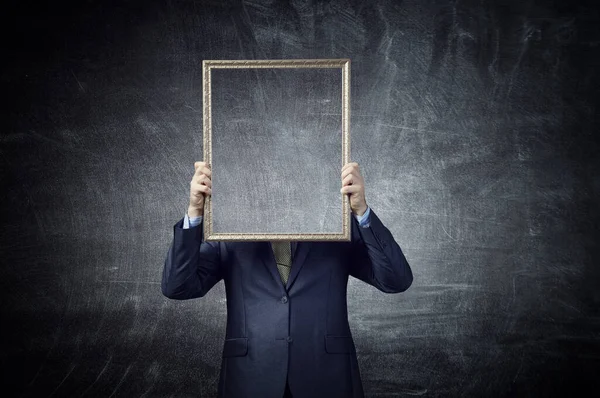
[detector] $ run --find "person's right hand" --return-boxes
[188,161,212,217]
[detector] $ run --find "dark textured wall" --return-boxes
[209,66,347,235]
[2,0,598,397]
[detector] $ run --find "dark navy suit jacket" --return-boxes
[162,207,413,398]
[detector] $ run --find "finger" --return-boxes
[195,161,211,171]
[342,173,354,186]
[196,174,212,187]
[340,185,360,194]
[341,162,359,172]
[203,178,212,188]
[195,165,212,178]
[196,165,212,177]
[192,182,212,195]
[191,178,210,190]
[341,167,357,181]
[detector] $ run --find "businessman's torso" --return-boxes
[215,240,364,398]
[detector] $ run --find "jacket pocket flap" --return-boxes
[222,338,248,357]
[325,335,354,354]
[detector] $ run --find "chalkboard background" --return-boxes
[209,66,347,236]
[2,0,598,397]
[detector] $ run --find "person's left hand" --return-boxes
[341,162,368,217]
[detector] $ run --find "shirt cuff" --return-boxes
[354,206,371,228]
[183,212,203,229]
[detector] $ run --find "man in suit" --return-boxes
[162,161,413,398]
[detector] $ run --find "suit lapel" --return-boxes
[286,241,311,291]
[259,242,286,294]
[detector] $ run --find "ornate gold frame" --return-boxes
[202,59,351,241]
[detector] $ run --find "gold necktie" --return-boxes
[272,241,292,284]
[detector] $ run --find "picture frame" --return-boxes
[202,59,351,242]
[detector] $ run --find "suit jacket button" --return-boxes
[287,336,293,343]
[281,296,288,304]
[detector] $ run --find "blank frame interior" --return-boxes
[202,59,350,242]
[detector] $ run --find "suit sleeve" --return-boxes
[161,216,224,300]
[348,207,413,293]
